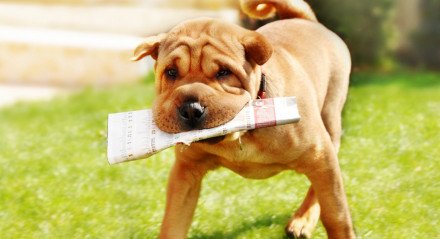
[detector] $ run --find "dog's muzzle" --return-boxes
[178,101,206,130]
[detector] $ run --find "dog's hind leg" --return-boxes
[285,187,320,238]
[306,143,355,238]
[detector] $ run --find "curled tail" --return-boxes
[240,0,317,22]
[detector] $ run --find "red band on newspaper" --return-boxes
[254,98,276,128]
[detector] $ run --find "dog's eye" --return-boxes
[216,68,231,79]
[165,68,178,79]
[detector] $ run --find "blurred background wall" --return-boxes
[0,0,238,88]
[0,0,438,88]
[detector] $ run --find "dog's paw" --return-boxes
[285,217,315,239]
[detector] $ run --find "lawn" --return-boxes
[0,71,439,238]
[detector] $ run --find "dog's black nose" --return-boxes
[178,101,206,130]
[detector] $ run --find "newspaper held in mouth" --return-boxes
[107,97,300,164]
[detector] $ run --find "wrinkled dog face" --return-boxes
[133,18,273,133]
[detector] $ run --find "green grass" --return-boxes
[0,71,439,238]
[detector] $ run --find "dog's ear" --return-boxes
[241,31,273,65]
[131,33,167,61]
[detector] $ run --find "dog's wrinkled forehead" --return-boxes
[157,19,246,73]
[162,18,245,51]
[132,17,273,74]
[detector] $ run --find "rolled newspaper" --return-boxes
[107,97,300,164]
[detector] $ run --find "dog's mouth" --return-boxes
[153,89,252,133]
[174,98,248,132]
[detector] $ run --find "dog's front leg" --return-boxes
[306,142,356,239]
[159,148,215,239]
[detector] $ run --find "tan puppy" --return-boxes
[132,0,355,238]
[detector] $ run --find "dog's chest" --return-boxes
[218,153,288,179]
[201,128,302,179]
[219,143,291,179]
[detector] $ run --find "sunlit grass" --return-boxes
[0,71,439,238]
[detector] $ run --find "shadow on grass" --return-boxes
[189,213,292,239]
[350,71,440,88]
